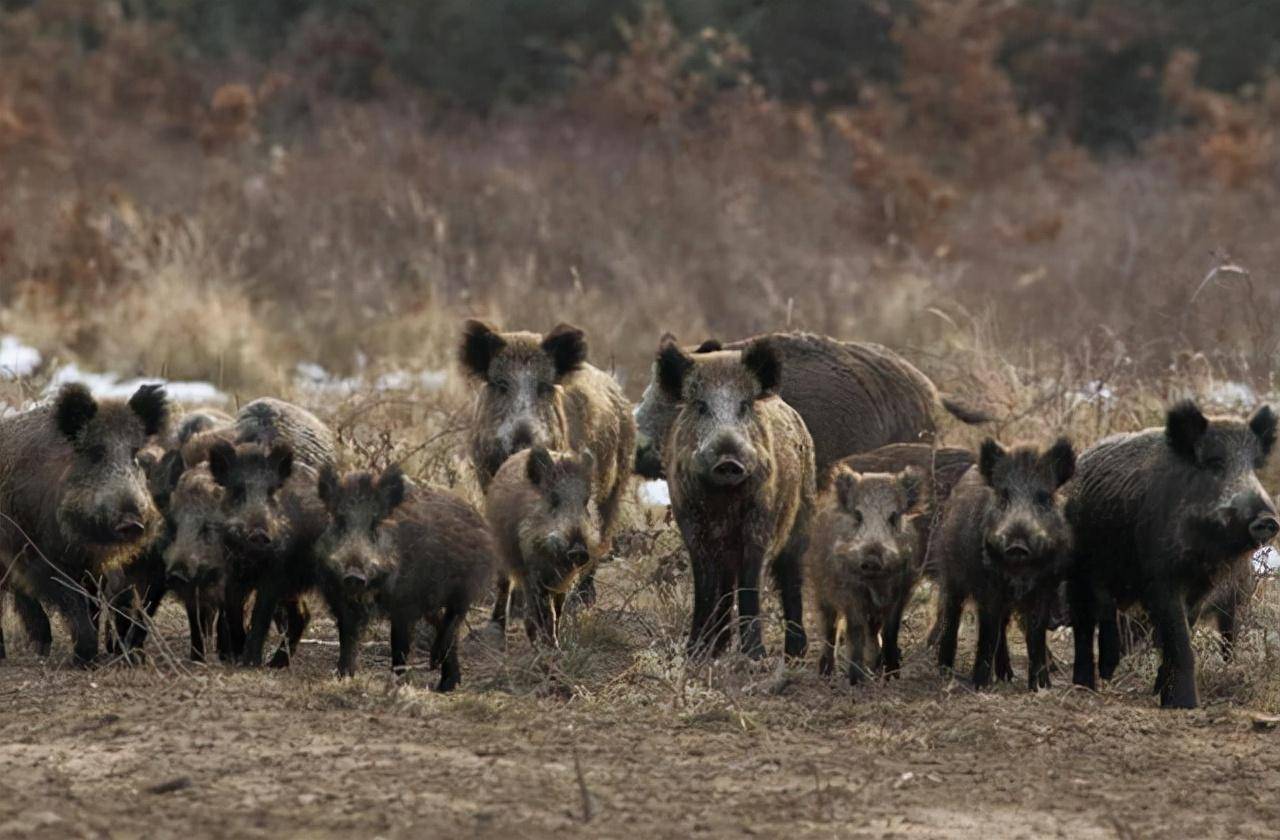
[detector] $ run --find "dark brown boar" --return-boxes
[657,337,815,659]
[159,465,230,662]
[208,440,325,667]
[485,447,602,647]
[1066,401,1278,708]
[459,320,635,604]
[933,438,1076,691]
[806,466,924,684]
[316,466,495,689]
[635,332,990,482]
[0,383,168,664]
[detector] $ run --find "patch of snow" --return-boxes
[1253,545,1279,573]
[44,364,228,404]
[0,336,41,378]
[294,362,448,396]
[1203,380,1257,411]
[639,480,670,507]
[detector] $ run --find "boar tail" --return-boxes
[939,395,995,425]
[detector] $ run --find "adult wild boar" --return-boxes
[0,383,168,664]
[934,438,1076,691]
[1067,401,1278,708]
[807,466,924,684]
[159,465,230,662]
[459,320,635,603]
[316,465,495,689]
[208,440,325,667]
[486,447,602,647]
[658,337,815,658]
[635,332,990,482]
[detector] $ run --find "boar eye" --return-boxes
[738,400,751,417]
[537,382,554,398]
[889,511,902,529]
[548,492,561,509]
[852,509,864,526]
[1034,490,1053,508]
[694,400,710,416]
[492,381,510,396]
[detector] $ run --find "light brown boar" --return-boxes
[806,466,924,684]
[657,337,815,659]
[0,383,168,664]
[460,320,635,604]
[485,447,602,647]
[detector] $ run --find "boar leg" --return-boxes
[1068,576,1098,691]
[571,573,597,610]
[845,612,869,685]
[1149,590,1197,709]
[686,554,719,658]
[66,592,100,667]
[268,596,310,668]
[524,588,559,648]
[880,589,910,678]
[972,604,1004,689]
[994,614,1014,683]
[817,604,838,676]
[431,603,467,692]
[241,580,287,666]
[334,602,364,678]
[772,546,807,659]
[215,611,234,661]
[1098,612,1122,680]
[390,615,414,676]
[13,591,51,657]
[184,591,207,663]
[222,579,248,660]
[708,567,736,658]
[936,588,963,673]
[490,575,511,631]
[1025,601,1051,690]
[736,559,765,659]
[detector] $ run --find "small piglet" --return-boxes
[316,466,495,690]
[934,438,1075,691]
[485,447,601,647]
[806,465,924,684]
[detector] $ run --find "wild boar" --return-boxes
[0,383,168,664]
[934,438,1076,691]
[485,447,601,647]
[658,337,815,659]
[459,320,635,604]
[159,465,229,662]
[807,466,924,684]
[635,332,990,483]
[208,440,325,667]
[316,466,495,689]
[1067,401,1278,708]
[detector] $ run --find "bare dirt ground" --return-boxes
[2,554,1280,840]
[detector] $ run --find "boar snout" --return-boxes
[634,435,664,479]
[342,571,368,593]
[710,456,748,486]
[166,564,193,586]
[509,421,536,451]
[1250,513,1280,546]
[857,544,896,575]
[566,540,590,565]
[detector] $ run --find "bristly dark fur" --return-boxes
[317,464,340,509]
[978,438,1004,485]
[1166,400,1208,459]
[656,340,695,402]
[376,465,407,514]
[54,383,98,443]
[459,319,507,381]
[541,323,588,378]
[1043,437,1077,485]
[526,446,555,486]
[741,338,781,395]
[127,383,169,437]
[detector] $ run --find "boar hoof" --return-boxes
[266,649,291,669]
[818,652,834,677]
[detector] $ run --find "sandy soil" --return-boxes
[1,563,1279,840]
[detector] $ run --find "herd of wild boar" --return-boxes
[0,324,1276,710]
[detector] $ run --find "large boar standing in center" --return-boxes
[1066,401,1278,709]
[460,320,635,604]
[933,438,1076,691]
[0,383,168,664]
[635,332,990,482]
[658,337,815,659]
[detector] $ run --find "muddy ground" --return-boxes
[2,554,1279,839]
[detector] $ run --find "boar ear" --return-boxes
[54,383,98,444]
[978,438,1006,486]
[1165,400,1208,459]
[377,465,407,515]
[1043,437,1076,488]
[542,323,588,379]
[317,464,340,510]
[127,383,169,438]
[459,319,506,382]
[656,339,694,402]
[833,467,860,512]
[741,338,781,396]
[527,446,555,487]
[694,338,723,354]
[898,467,925,512]
[1249,405,1277,458]
[160,449,186,496]
[207,440,236,487]
[268,443,294,486]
